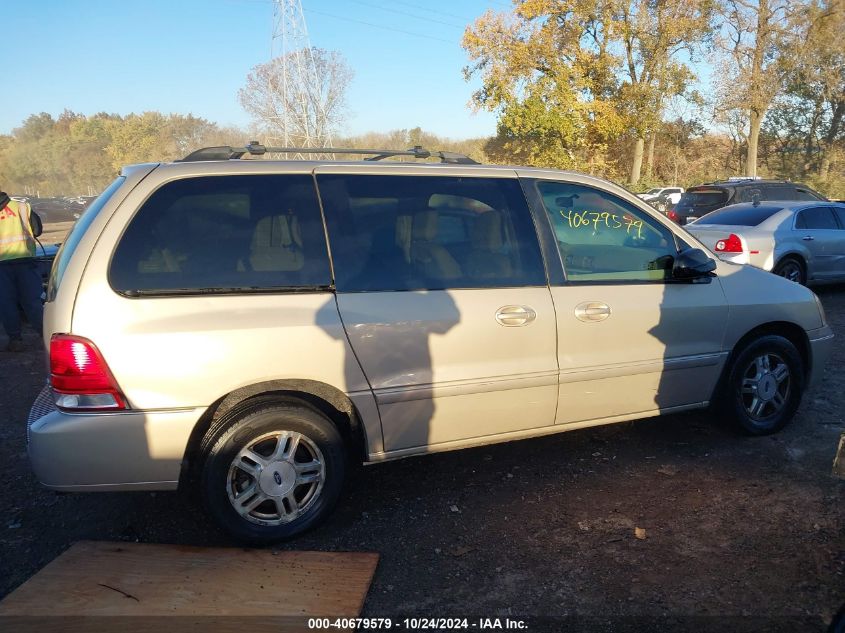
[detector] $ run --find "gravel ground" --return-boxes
[1,287,843,631]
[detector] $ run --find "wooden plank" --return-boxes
[0,541,379,617]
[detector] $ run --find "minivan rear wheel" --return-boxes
[720,335,804,436]
[200,401,346,543]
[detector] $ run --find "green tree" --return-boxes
[463,0,713,185]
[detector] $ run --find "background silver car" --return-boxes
[686,200,845,285]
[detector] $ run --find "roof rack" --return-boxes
[177,142,479,165]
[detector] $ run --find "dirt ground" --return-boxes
[0,286,843,631]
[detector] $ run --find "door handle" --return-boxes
[803,236,815,241]
[574,301,611,322]
[495,305,537,327]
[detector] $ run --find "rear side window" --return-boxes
[679,189,729,207]
[793,188,823,201]
[110,175,330,293]
[47,176,125,302]
[318,175,545,292]
[696,204,783,226]
[795,206,839,230]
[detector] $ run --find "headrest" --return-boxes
[253,214,299,248]
[412,209,438,241]
[470,211,503,250]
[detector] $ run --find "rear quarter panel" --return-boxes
[68,161,382,452]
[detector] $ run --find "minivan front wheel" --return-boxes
[200,401,346,543]
[722,335,804,436]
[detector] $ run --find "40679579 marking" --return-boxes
[559,208,645,239]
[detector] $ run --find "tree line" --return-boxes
[1,0,841,198]
[463,0,843,194]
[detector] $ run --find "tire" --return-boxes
[719,335,805,436]
[200,400,347,543]
[773,257,806,285]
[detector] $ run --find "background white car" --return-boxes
[686,200,845,285]
[636,186,684,203]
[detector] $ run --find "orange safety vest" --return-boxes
[0,199,37,261]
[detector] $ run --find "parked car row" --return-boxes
[673,180,824,225]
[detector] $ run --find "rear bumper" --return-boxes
[807,326,834,389]
[27,386,204,491]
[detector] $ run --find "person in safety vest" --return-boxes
[0,191,43,352]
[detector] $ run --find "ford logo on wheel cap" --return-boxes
[273,471,282,485]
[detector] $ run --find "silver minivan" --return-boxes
[27,145,834,542]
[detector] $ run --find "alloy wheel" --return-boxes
[740,353,791,421]
[226,430,325,525]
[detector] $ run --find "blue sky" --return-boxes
[4,0,510,139]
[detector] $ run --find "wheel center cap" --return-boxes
[258,461,296,497]
[758,374,777,400]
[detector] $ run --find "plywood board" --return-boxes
[0,541,379,617]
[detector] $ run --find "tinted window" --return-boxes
[318,175,545,291]
[678,189,729,208]
[110,175,330,293]
[762,185,802,201]
[833,207,845,228]
[735,187,764,203]
[794,188,823,201]
[796,206,838,230]
[47,176,125,302]
[695,204,783,226]
[536,181,677,282]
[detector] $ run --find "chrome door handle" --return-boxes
[802,236,815,241]
[574,301,611,322]
[495,305,537,327]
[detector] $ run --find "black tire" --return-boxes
[773,256,807,285]
[719,335,805,436]
[200,400,346,543]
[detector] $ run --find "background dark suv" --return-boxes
[671,179,826,225]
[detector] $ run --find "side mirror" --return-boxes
[673,247,717,281]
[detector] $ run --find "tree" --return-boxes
[615,0,714,185]
[714,0,811,177]
[463,0,712,185]
[239,47,353,148]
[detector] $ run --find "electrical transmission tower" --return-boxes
[269,0,332,156]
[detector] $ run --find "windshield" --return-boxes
[695,204,783,226]
[678,189,729,207]
[47,176,126,301]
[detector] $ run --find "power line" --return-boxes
[347,0,464,29]
[303,8,457,44]
[391,0,478,22]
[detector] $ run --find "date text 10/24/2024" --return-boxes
[559,209,646,240]
[307,617,528,630]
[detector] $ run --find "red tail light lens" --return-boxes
[667,210,679,222]
[50,334,126,410]
[714,234,743,253]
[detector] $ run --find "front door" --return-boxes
[527,178,729,424]
[317,170,559,454]
[795,206,842,280]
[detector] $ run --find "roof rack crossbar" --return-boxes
[178,143,478,164]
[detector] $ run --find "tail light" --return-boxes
[667,210,679,222]
[50,334,126,410]
[714,234,744,253]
